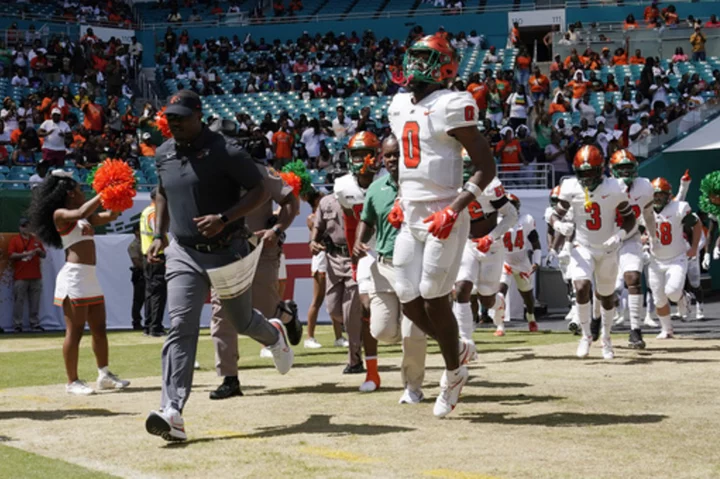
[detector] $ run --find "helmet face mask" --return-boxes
[611,162,638,186]
[575,167,604,191]
[653,191,671,212]
[349,148,380,175]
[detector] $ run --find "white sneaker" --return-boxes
[398,388,424,404]
[565,304,577,321]
[259,347,273,358]
[576,336,592,358]
[433,366,469,418]
[333,337,349,348]
[194,361,200,369]
[268,319,293,375]
[614,312,625,326]
[656,330,674,340]
[359,380,378,393]
[66,380,94,396]
[601,338,615,360]
[97,371,130,390]
[696,304,705,320]
[644,313,659,328]
[458,338,477,364]
[145,408,187,442]
[304,337,322,349]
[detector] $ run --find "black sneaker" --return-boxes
[132,322,143,331]
[31,325,45,333]
[0,327,4,333]
[14,326,22,334]
[343,363,366,374]
[276,300,302,346]
[590,318,601,342]
[209,376,243,400]
[568,322,581,335]
[151,329,167,337]
[628,329,646,349]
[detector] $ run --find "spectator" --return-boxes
[273,0,285,16]
[506,84,533,129]
[38,108,70,167]
[8,217,46,333]
[12,138,35,166]
[12,70,29,87]
[301,119,327,167]
[82,95,105,134]
[612,47,629,66]
[332,105,354,139]
[515,48,532,88]
[272,120,295,168]
[628,112,653,159]
[576,92,597,126]
[484,46,499,64]
[548,91,570,115]
[509,21,520,48]
[247,126,271,161]
[567,70,590,109]
[706,14,720,28]
[605,73,620,92]
[496,126,524,172]
[128,224,145,331]
[167,8,182,22]
[189,9,203,22]
[528,66,550,104]
[28,161,49,189]
[624,13,639,30]
[672,47,688,63]
[690,26,707,61]
[139,132,157,157]
[486,78,503,126]
[630,49,645,65]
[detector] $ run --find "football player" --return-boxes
[548,145,636,359]
[608,149,655,349]
[499,194,542,331]
[334,132,385,392]
[454,152,518,341]
[648,178,702,338]
[388,34,497,418]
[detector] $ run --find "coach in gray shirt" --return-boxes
[144,91,294,442]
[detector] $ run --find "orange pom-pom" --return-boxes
[92,159,137,212]
[155,106,172,139]
[279,171,301,197]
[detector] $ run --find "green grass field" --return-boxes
[2,326,719,478]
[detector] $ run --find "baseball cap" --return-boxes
[142,132,151,140]
[51,107,61,115]
[165,90,202,117]
[19,217,29,226]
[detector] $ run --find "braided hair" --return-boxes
[28,173,78,249]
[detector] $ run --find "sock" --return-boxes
[619,288,628,316]
[601,306,615,340]
[577,302,592,337]
[658,313,673,333]
[526,312,536,323]
[592,297,602,319]
[628,294,643,330]
[98,366,109,376]
[491,293,506,328]
[365,357,380,385]
[453,301,475,341]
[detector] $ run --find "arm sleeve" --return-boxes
[224,143,263,190]
[490,201,519,241]
[557,178,574,203]
[444,92,478,133]
[676,178,690,201]
[7,237,19,254]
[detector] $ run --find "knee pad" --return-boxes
[595,278,616,297]
[666,286,684,304]
[395,278,420,304]
[370,319,401,344]
[419,273,451,300]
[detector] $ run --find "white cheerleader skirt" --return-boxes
[278,253,287,281]
[53,263,104,307]
[311,250,327,275]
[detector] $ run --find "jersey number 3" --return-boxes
[402,122,421,168]
[585,202,602,231]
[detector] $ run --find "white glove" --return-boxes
[603,230,628,250]
[554,221,575,237]
[545,249,559,268]
[702,252,711,270]
[714,245,720,261]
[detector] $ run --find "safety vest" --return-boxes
[140,204,164,255]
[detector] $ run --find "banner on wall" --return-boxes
[508,9,566,30]
[0,190,552,330]
[80,25,136,44]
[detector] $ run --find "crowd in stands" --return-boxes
[5,0,136,28]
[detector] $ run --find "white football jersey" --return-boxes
[545,205,574,227]
[503,213,535,263]
[621,177,654,237]
[466,177,506,222]
[652,200,692,260]
[334,172,381,248]
[389,89,478,202]
[559,176,627,248]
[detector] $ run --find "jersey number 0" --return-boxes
[402,122,421,168]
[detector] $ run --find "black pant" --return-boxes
[131,267,145,325]
[144,257,167,333]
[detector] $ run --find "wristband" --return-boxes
[617,229,628,241]
[153,234,164,240]
[462,181,483,200]
[272,224,282,235]
[219,214,230,224]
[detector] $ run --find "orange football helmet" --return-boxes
[507,193,521,210]
[550,185,561,205]
[403,34,459,85]
[609,149,638,186]
[573,145,605,190]
[347,131,381,175]
[651,177,673,212]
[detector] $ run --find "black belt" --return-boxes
[326,243,350,257]
[377,254,393,265]
[178,238,234,253]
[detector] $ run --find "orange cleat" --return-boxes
[493,329,505,337]
[529,322,539,332]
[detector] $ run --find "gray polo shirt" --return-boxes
[155,127,262,245]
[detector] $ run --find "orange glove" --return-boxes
[473,235,493,253]
[681,169,691,182]
[387,200,404,229]
[423,207,458,239]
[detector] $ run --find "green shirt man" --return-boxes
[360,173,399,258]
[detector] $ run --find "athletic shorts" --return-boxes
[278,253,287,280]
[311,250,327,275]
[457,239,505,296]
[569,242,619,296]
[54,262,104,307]
[619,236,644,275]
[500,258,534,293]
[648,254,688,308]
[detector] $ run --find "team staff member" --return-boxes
[127,224,145,331]
[311,193,364,374]
[140,188,167,336]
[144,91,293,442]
[354,135,428,404]
[210,160,301,400]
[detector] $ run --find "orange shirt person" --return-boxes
[271,125,294,164]
[528,67,550,101]
[495,128,524,172]
[612,48,629,65]
[630,49,645,64]
[548,92,570,115]
[466,73,488,111]
[567,72,590,99]
[82,97,104,134]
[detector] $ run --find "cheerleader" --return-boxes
[29,170,130,395]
